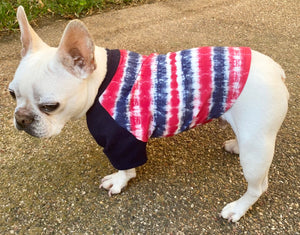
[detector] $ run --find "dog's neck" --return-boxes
[73,47,108,119]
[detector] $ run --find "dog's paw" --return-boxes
[223,139,240,154]
[220,201,246,222]
[100,168,136,196]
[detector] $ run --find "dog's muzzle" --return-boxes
[15,108,35,130]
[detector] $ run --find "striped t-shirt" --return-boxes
[99,47,251,142]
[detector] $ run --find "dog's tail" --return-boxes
[280,66,286,82]
[276,62,286,82]
[273,61,289,100]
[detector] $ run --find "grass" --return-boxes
[0,0,148,33]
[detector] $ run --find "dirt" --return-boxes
[0,0,299,233]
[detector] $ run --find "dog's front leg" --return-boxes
[100,168,136,196]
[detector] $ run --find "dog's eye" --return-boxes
[9,90,16,100]
[39,103,60,114]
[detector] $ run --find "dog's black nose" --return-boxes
[15,108,34,129]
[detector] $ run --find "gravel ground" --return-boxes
[0,0,299,234]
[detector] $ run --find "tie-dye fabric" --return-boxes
[100,47,251,142]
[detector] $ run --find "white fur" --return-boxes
[10,46,107,137]
[10,6,289,222]
[100,168,136,196]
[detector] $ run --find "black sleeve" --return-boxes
[86,103,147,170]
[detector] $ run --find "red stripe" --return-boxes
[139,54,154,141]
[166,52,180,136]
[226,47,251,111]
[129,55,153,142]
[195,47,213,125]
[100,50,128,116]
[226,47,240,110]
[238,47,251,96]
[129,68,141,140]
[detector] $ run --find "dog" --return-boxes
[9,6,289,222]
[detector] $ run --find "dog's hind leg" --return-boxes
[219,50,289,222]
[220,132,276,222]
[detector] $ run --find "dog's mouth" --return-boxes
[14,117,49,138]
[15,122,43,138]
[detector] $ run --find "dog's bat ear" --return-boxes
[57,20,97,80]
[17,6,47,57]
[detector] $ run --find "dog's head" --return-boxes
[9,6,98,138]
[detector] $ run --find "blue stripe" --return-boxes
[115,51,141,128]
[179,49,194,132]
[151,54,168,137]
[208,47,227,119]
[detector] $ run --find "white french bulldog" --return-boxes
[9,6,289,222]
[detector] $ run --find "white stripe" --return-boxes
[222,47,230,110]
[207,47,215,118]
[232,47,242,99]
[190,48,200,128]
[148,53,158,138]
[175,51,184,134]
[163,52,172,136]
